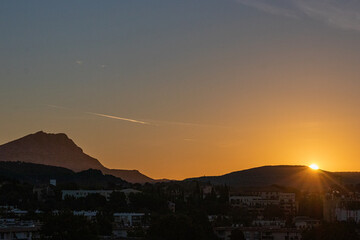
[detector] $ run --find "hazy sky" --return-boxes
[1,0,360,179]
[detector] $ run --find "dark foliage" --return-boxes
[147,212,218,240]
[298,193,323,219]
[40,212,98,240]
[302,222,360,240]
[230,229,245,240]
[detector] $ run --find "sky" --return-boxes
[1,0,360,180]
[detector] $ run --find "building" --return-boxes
[112,213,148,239]
[49,179,56,186]
[335,208,360,223]
[293,216,320,230]
[230,191,297,216]
[61,188,141,201]
[214,226,302,240]
[9,209,28,217]
[323,194,360,223]
[62,190,114,200]
[0,219,40,240]
[323,197,339,222]
[113,213,147,227]
[73,211,98,221]
[252,219,285,228]
[278,193,297,216]
[230,196,263,207]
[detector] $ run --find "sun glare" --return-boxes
[309,164,319,170]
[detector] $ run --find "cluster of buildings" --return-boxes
[213,190,321,240]
[323,191,360,223]
[0,219,40,240]
[61,188,141,200]
[0,209,149,240]
[213,189,360,240]
[214,226,303,240]
[113,213,148,238]
[7,181,360,240]
[229,191,297,216]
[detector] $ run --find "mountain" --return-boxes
[0,161,129,188]
[187,165,351,192]
[0,131,154,183]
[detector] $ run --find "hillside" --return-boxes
[0,161,129,188]
[0,131,153,183]
[187,165,350,192]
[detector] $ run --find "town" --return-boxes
[0,174,359,240]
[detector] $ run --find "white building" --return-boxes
[335,208,360,223]
[112,213,148,238]
[62,190,113,200]
[49,179,56,186]
[61,189,141,200]
[113,213,146,227]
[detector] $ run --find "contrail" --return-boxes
[45,104,150,125]
[86,112,150,125]
[44,104,225,128]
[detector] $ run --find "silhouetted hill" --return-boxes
[187,165,348,192]
[0,161,129,188]
[332,172,360,185]
[0,131,154,183]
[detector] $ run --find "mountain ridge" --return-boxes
[186,165,360,191]
[0,131,154,183]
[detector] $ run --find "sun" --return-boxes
[309,164,319,170]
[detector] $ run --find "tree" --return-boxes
[230,229,245,240]
[108,191,128,212]
[40,212,98,240]
[96,212,113,236]
[302,222,359,240]
[129,193,168,213]
[298,194,323,219]
[147,213,218,240]
[263,204,284,219]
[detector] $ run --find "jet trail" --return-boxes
[44,104,224,128]
[86,112,150,125]
[45,104,150,125]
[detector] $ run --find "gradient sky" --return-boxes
[1,0,360,179]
